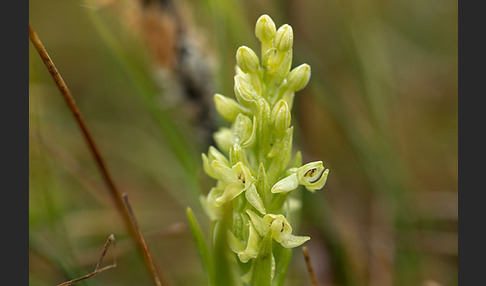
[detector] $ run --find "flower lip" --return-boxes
[305,167,325,184]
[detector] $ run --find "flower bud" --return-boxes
[287,64,311,92]
[236,46,260,74]
[214,93,250,122]
[255,98,272,154]
[267,127,293,176]
[241,116,257,148]
[262,48,292,93]
[274,24,293,51]
[262,48,278,70]
[271,100,291,132]
[297,161,329,192]
[255,14,276,43]
[272,53,293,89]
[233,114,253,144]
[234,75,258,108]
[282,128,294,169]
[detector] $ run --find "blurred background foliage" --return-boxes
[29,0,457,285]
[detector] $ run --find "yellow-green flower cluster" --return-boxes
[200,14,329,278]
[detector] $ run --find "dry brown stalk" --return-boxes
[302,246,319,286]
[29,23,168,286]
[58,234,117,286]
[123,193,164,286]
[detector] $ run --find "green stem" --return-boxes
[212,206,242,286]
[271,246,292,286]
[250,234,274,286]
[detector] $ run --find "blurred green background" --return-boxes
[29,0,457,285]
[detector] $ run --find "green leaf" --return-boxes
[186,208,214,285]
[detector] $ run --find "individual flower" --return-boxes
[271,161,329,193]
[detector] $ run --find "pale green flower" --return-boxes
[246,210,310,249]
[196,13,330,284]
[271,161,330,193]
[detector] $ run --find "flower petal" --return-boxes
[246,209,266,237]
[280,234,310,248]
[245,184,266,215]
[271,173,299,193]
[227,230,246,253]
[212,160,237,184]
[238,222,261,263]
[215,183,244,207]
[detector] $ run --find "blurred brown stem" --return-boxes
[29,23,168,286]
[303,246,319,286]
[123,193,164,286]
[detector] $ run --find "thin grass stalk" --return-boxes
[302,246,318,286]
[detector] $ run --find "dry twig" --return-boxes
[58,234,116,286]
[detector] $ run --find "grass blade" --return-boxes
[186,207,214,285]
